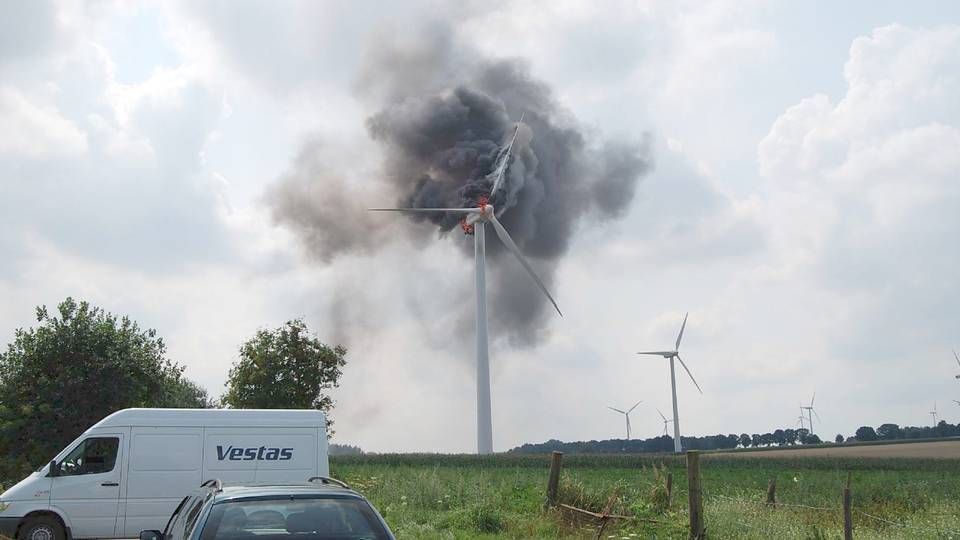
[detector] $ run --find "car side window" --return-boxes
[183,495,209,538]
[167,496,199,540]
[58,437,119,476]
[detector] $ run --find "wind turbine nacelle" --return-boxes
[464,204,494,225]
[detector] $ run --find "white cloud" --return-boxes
[0,86,88,157]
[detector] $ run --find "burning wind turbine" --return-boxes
[370,115,561,454]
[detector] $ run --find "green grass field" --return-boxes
[330,454,960,539]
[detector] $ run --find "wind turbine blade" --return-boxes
[637,351,675,356]
[656,408,667,421]
[369,207,480,214]
[813,409,821,421]
[627,400,642,413]
[488,214,562,316]
[810,392,816,407]
[955,349,960,368]
[675,312,688,350]
[489,114,524,197]
[953,400,960,406]
[676,355,703,394]
[607,407,626,414]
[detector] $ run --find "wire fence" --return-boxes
[704,491,960,536]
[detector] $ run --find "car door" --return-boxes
[50,434,124,538]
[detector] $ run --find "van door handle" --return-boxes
[101,482,119,487]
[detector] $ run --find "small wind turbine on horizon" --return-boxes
[637,312,703,453]
[607,400,642,440]
[801,393,820,436]
[657,408,673,437]
[370,115,562,455]
[796,410,806,431]
[930,402,939,426]
[953,350,960,380]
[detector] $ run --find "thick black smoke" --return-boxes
[269,26,652,345]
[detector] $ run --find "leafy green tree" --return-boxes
[784,428,798,445]
[876,423,902,440]
[0,298,207,481]
[738,433,751,448]
[835,434,844,444]
[222,320,346,429]
[855,426,878,441]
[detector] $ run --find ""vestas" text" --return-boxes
[216,445,294,461]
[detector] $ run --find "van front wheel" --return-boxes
[17,516,64,540]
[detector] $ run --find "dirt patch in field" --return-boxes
[712,440,960,459]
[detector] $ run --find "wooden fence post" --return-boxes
[666,472,674,508]
[843,472,853,540]
[766,478,776,506]
[545,451,563,509]
[686,450,704,539]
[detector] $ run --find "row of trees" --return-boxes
[854,421,960,442]
[509,428,824,455]
[509,421,960,455]
[0,298,346,484]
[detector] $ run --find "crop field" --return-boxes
[330,453,960,539]
[712,439,960,460]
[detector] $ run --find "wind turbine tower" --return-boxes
[657,408,673,436]
[637,313,703,453]
[930,402,939,426]
[801,393,820,437]
[607,400,642,439]
[370,116,562,454]
[954,350,960,380]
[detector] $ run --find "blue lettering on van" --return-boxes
[215,446,294,461]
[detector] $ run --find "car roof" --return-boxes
[208,484,366,504]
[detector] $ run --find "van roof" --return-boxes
[90,408,326,429]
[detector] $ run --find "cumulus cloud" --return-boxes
[758,24,960,358]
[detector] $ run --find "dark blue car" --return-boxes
[141,478,394,540]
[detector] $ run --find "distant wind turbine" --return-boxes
[796,410,806,431]
[930,402,939,426]
[657,408,673,437]
[370,114,562,455]
[954,350,960,380]
[637,312,703,453]
[607,400,642,439]
[801,393,820,437]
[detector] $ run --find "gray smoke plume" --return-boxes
[268,25,652,345]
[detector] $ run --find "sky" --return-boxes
[1,0,959,453]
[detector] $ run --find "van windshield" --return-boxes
[198,497,388,540]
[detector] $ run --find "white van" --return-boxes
[0,408,329,540]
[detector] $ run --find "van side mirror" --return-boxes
[48,460,59,477]
[139,530,162,540]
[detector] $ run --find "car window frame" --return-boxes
[57,436,120,476]
[194,494,391,540]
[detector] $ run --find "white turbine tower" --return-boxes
[637,313,702,453]
[796,410,806,431]
[801,393,820,437]
[930,402,939,426]
[607,400,642,440]
[657,408,673,436]
[953,350,960,379]
[370,116,561,455]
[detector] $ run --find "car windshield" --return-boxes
[198,497,388,540]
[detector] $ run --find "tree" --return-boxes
[876,423,902,440]
[0,298,207,479]
[835,434,844,444]
[222,320,346,429]
[784,428,798,445]
[773,429,786,446]
[751,434,761,447]
[855,426,878,441]
[739,433,751,448]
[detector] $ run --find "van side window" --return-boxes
[59,437,119,476]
